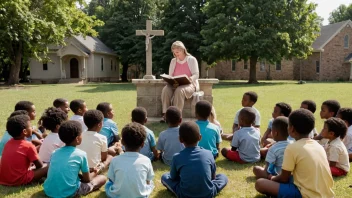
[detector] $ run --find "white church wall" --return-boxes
[29,54,61,80]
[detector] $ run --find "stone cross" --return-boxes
[136,20,164,79]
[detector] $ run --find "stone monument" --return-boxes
[132,20,219,119]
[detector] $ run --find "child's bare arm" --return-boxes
[101,151,108,162]
[151,146,159,160]
[261,128,271,143]
[33,159,44,169]
[81,172,91,183]
[271,169,291,183]
[232,124,239,133]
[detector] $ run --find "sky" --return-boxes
[309,0,351,25]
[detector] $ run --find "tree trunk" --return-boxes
[248,56,258,84]
[121,62,129,82]
[7,42,23,85]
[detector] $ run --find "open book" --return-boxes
[160,74,191,86]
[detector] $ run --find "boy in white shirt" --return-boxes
[77,110,111,174]
[39,107,68,163]
[337,108,352,161]
[106,122,155,198]
[70,99,88,132]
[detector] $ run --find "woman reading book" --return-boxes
[160,41,199,122]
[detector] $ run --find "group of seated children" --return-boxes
[1,91,352,198]
[219,91,352,197]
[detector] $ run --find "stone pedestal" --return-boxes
[132,79,219,119]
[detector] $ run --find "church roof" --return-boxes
[312,20,352,51]
[73,35,115,55]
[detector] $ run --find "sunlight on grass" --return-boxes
[0,81,352,197]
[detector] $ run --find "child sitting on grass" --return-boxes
[16,101,43,146]
[53,98,70,114]
[253,117,290,178]
[314,99,340,142]
[44,120,106,197]
[106,123,155,198]
[337,108,352,161]
[300,100,318,138]
[255,109,334,197]
[38,107,68,163]
[132,107,159,161]
[157,106,185,166]
[77,110,111,174]
[0,110,28,157]
[321,117,350,176]
[221,107,260,163]
[0,115,48,186]
[70,99,88,132]
[195,100,222,158]
[0,101,43,151]
[96,102,123,156]
[261,102,292,147]
[222,91,261,141]
[161,121,228,197]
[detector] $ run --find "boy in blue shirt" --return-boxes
[157,106,185,166]
[221,107,260,163]
[161,121,228,197]
[44,120,106,197]
[195,100,222,158]
[132,107,159,161]
[106,122,155,198]
[96,102,123,156]
[253,116,290,178]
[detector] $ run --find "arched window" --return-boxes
[344,35,349,48]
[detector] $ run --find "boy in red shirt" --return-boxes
[0,115,48,186]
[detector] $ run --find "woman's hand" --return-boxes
[173,81,179,88]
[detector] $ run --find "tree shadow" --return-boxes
[77,83,135,93]
[216,159,262,171]
[145,123,168,138]
[213,81,290,89]
[152,188,176,198]
[30,190,46,198]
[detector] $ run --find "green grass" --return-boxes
[1,81,352,197]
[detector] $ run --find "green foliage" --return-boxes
[0,0,103,84]
[201,0,320,83]
[98,0,157,81]
[329,4,352,24]
[153,0,207,74]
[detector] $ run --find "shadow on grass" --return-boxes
[216,159,255,171]
[246,175,257,183]
[146,123,168,138]
[214,81,290,89]
[77,83,135,93]
[30,190,45,198]
[153,189,176,198]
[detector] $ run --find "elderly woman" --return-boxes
[161,41,199,121]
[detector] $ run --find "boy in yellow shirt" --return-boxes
[255,109,334,197]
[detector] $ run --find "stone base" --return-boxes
[132,79,219,118]
[143,75,156,80]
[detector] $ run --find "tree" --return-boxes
[99,0,157,82]
[153,0,207,75]
[0,0,103,85]
[329,4,352,24]
[201,0,320,83]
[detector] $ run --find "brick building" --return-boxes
[201,20,352,81]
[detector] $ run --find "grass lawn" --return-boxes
[1,81,352,197]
